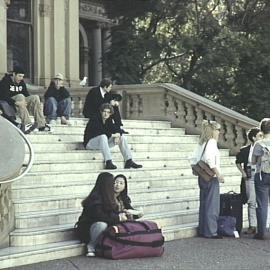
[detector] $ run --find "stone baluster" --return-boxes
[138,94,143,115]
[126,95,132,118]
[71,97,75,116]
[194,106,204,132]
[78,97,83,117]
[215,116,226,146]
[204,111,213,121]
[235,125,246,149]
[185,103,196,130]
[224,121,236,150]
[174,97,186,126]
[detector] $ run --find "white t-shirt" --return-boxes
[190,138,220,172]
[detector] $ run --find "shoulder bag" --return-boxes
[191,141,215,182]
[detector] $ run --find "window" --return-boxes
[7,0,32,79]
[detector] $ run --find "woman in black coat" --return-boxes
[75,172,140,257]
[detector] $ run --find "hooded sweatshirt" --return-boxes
[0,73,29,106]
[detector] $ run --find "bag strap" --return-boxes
[119,221,151,233]
[105,233,164,247]
[199,140,209,161]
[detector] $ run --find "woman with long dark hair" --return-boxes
[75,172,141,257]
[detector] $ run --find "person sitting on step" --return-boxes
[0,65,51,133]
[83,103,142,169]
[75,172,142,257]
[44,73,72,125]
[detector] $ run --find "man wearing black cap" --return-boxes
[0,66,51,133]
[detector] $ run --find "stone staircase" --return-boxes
[0,118,242,269]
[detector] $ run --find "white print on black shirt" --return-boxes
[10,85,23,92]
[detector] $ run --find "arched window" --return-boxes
[7,0,32,80]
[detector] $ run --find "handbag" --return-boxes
[191,141,215,182]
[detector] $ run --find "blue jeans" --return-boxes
[255,172,270,236]
[44,97,72,120]
[87,221,108,252]
[198,177,220,237]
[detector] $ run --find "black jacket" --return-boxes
[75,193,133,243]
[235,144,251,174]
[83,86,122,118]
[0,73,29,106]
[83,114,121,147]
[44,85,70,102]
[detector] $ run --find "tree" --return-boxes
[103,0,270,120]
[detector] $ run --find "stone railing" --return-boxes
[0,183,14,248]
[30,83,258,154]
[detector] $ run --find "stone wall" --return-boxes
[0,183,14,248]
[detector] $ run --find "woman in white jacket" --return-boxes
[191,120,224,238]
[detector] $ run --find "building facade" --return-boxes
[0,0,112,86]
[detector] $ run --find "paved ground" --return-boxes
[8,235,270,270]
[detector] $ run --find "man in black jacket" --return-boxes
[235,127,263,234]
[0,66,51,133]
[84,103,142,170]
[83,78,127,133]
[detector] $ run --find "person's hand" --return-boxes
[218,175,225,183]
[119,213,128,222]
[15,100,27,107]
[114,101,119,107]
[114,136,120,145]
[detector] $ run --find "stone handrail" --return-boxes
[30,83,258,154]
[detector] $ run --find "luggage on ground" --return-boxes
[220,191,243,233]
[96,220,164,259]
[217,216,237,237]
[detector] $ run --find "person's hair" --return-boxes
[99,103,114,115]
[81,172,117,211]
[114,174,131,205]
[100,78,112,88]
[247,127,261,143]
[259,118,270,135]
[199,120,221,145]
[13,66,25,75]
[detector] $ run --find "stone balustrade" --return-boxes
[30,83,258,154]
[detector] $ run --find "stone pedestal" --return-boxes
[92,24,102,85]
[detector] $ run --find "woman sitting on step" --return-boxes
[75,172,143,257]
[191,120,224,239]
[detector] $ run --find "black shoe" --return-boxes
[38,123,52,132]
[253,233,266,240]
[124,159,142,169]
[121,129,129,134]
[205,235,223,239]
[23,123,38,134]
[105,160,117,170]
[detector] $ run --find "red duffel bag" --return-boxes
[96,220,165,259]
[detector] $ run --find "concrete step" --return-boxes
[30,141,198,152]
[0,240,84,269]
[10,207,199,247]
[28,157,238,173]
[27,149,235,163]
[45,126,186,136]
[15,166,241,188]
[11,173,241,200]
[27,134,199,144]
[14,183,238,230]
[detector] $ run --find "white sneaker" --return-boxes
[49,119,57,125]
[86,251,95,257]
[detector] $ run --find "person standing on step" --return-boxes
[83,78,128,134]
[0,66,51,133]
[235,127,264,235]
[44,73,72,125]
[75,172,142,257]
[83,103,142,170]
[191,120,224,239]
[252,118,270,240]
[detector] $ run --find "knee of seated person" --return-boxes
[100,134,108,141]
[95,222,108,230]
[14,94,25,101]
[47,97,57,103]
[31,95,41,103]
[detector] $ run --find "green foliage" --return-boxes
[103,0,270,120]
